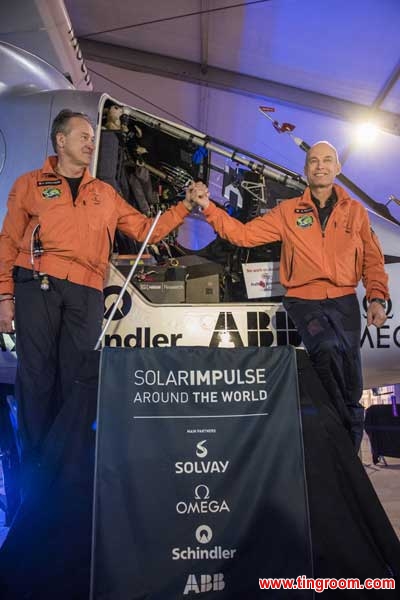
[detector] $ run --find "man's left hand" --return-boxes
[367,301,387,328]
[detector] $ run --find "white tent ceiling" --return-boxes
[1,0,399,223]
[63,0,400,223]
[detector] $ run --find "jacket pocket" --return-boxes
[38,202,76,254]
[282,244,294,283]
[335,239,363,286]
[13,266,34,283]
[85,225,110,271]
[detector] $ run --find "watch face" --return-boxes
[371,298,386,307]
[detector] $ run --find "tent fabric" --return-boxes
[64,0,400,226]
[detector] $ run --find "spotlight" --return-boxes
[354,121,379,145]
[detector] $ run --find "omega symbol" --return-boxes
[194,484,210,500]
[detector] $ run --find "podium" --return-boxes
[91,346,313,599]
[1,349,399,599]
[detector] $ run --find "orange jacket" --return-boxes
[0,156,189,293]
[203,185,389,301]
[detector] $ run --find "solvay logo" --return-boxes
[175,439,228,474]
[196,440,208,458]
[103,286,132,320]
[183,573,226,595]
[195,525,213,545]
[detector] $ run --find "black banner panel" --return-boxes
[91,346,313,599]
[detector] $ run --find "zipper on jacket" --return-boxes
[323,220,337,239]
[321,215,329,233]
[355,248,359,279]
[74,180,91,206]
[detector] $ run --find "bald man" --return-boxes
[189,142,389,451]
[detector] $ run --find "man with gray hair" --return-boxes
[0,108,195,491]
[189,141,389,451]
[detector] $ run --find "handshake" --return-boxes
[182,181,210,212]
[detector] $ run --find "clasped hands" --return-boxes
[183,181,210,211]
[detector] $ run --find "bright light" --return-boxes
[218,331,235,348]
[354,122,380,145]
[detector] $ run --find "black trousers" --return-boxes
[283,294,364,451]
[13,268,103,489]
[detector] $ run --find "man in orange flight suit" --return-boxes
[189,141,389,452]
[0,109,195,490]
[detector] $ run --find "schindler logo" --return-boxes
[172,524,236,563]
[103,286,183,348]
[103,286,132,320]
[174,524,233,561]
[183,573,226,594]
[196,525,213,544]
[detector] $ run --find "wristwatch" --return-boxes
[369,298,387,309]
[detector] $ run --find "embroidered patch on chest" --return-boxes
[294,208,313,214]
[42,188,62,199]
[296,215,314,228]
[37,179,62,187]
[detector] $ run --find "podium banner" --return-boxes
[91,346,313,599]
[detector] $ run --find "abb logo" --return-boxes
[209,311,302,348]
[183,573,225,595]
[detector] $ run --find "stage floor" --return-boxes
[0,464,8,548]
[362,434,400,539]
